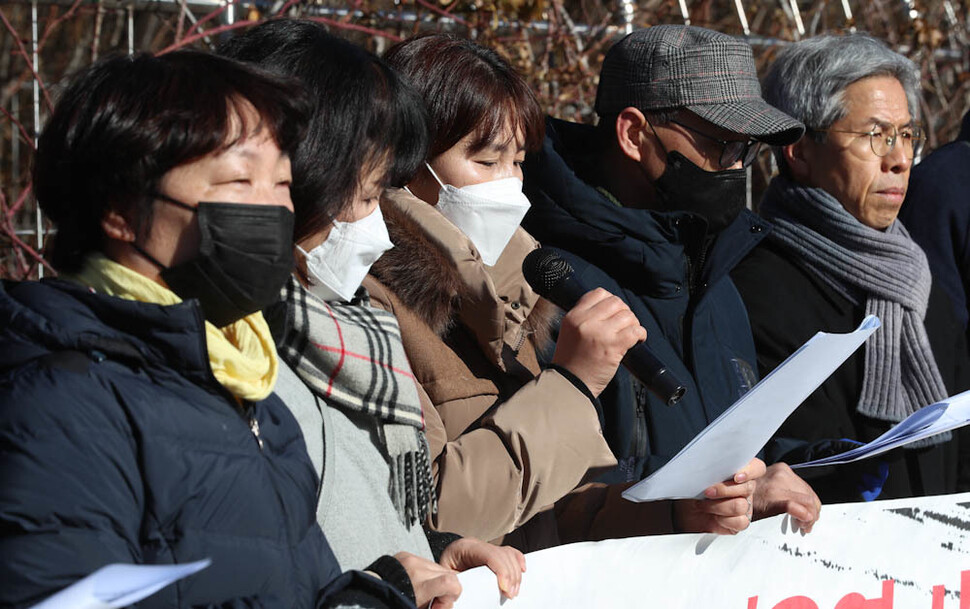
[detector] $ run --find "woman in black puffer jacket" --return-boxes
[0,50,411,609]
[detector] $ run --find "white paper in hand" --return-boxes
[28,559,211,609]
[793,389,970,468]
[623,315,880,502]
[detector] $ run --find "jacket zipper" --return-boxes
[189,303,265,452]
[249,410,265,451]
[511,325,528,353]
[687,238,708,295]
[634,380,649,459]
[683,231,711,366]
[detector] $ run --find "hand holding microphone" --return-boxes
[523,248,687,406]
[550,288,647,398]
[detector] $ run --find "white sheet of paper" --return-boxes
[28,559,211,609]
[793,389,970,468]
[622,315,880,502]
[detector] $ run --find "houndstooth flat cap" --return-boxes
[595,25,804,146]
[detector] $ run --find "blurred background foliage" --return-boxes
[1,0,968,279]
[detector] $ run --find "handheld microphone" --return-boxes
[522,247,687,407]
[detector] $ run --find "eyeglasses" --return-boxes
[809,122,926,159]
[668,119,762,169]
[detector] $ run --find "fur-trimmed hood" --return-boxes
[370,188,555,366]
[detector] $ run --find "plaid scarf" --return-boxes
[275,276,435,527]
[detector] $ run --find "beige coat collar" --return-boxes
[373,188,545,370]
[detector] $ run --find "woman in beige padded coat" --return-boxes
[367,33,766,552]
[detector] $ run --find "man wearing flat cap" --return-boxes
[522,24,822,528]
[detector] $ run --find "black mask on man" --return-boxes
[653,151,747,234]
[135,195,294,327]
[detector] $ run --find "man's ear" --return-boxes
[783,140,812,182]
[615,107,649,163]
[101,208,136,242]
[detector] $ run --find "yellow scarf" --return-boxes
[68,254,279,401]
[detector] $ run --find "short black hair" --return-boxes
[384,33,544,159]
[220,20,429,244]
[33,50,311,273]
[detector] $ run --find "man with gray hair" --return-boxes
[522,24,823,529]
[733,34,969,501]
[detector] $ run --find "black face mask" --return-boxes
[653,151,747,234]
[135,195,294,327]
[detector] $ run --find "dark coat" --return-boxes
[0,278,411,609]
[898,111,970,334]
[732,238,970,502]
[522,117,769,482]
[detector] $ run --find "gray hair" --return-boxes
[763,34,920,171]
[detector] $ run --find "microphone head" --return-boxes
[522,248,574,298]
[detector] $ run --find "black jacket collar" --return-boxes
[522,117,770,299]
[0,278,213,385]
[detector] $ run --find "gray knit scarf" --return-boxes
[759,176,949,445]
[276,276,436,526]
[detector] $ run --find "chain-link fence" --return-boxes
[2,0,968,280]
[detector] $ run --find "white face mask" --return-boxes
[426,163,531,266]
[298,204,394,302]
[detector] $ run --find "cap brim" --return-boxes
[688,99,805,146]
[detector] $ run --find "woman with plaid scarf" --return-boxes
[221,21,526,609]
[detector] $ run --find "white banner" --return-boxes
[457,493,970,608]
